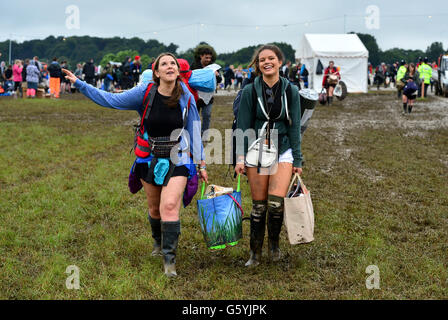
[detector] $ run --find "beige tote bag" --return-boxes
[284,174,314,244]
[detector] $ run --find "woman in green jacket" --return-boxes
[235,44,303,267]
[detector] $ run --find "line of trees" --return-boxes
[354,32,446,66]
[0,34,445,70]
[0,35,300,70]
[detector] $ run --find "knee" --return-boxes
[160,200,179,219]
[268,195,284,217]
[251,200,268,222]
[148,206,161,219]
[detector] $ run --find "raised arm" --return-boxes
[63,68,145,113]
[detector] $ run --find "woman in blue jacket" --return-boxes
[63,53,208,277]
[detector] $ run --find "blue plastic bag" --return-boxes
[189,68,216,92]
[197,175,243,249]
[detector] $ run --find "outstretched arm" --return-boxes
[63,68,145,113]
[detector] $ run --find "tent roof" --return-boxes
[301,34,369,58]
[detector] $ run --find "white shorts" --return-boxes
[278,148,293,163]
[244,148,294,168]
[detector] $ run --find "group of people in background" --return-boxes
[0,55,145,98]
[367,57,436,114]
[369,57,436,99]
[279,60,309,90]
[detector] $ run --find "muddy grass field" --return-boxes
[0,88,447,299]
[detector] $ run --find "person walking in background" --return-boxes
[190,44,221,140]
[430,61,438,93]
[4,65,13,92]
[113,64,122,91]
[101,62,114,92]
[47,57,62,98]
[288,63,300,88]
[224,65,235,91]
[121,57,133,89]
[1,61,7,86]
[396,60,407,99]
[235,44,303,267]
[234,66,243,90]
[83,58,96,86]
[300,63,309,88]
[33,56,42,72]
[40,64,49,91]
[280,60,291,78]
[74,63,83,80]
[131,56,142,87]
[322,60,340,105]
[402,62,420,114]
[418,57,432,99]
[25,60,40,98]
[13,59,23,98]
[60,61,71,94]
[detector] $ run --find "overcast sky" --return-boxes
[2,0,447,54]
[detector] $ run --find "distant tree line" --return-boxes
[0,36,297,70]
[0,34,445,70]
[353,32,446,66]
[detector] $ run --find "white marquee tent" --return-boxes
[299,34,369,93]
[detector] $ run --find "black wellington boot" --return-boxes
[161,221,181,277]
[267,195,284,262]
[148,214,161,256]
[245,200,267,267]
[329,96,333,105]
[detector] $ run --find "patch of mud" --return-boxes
[312,91,447,179]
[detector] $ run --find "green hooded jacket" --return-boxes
[236,76,303,167]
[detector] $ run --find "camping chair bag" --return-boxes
[188,68,216,93]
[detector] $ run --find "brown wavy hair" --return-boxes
[249,44,285,77]
[152,52,183,108]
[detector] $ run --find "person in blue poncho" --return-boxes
[62,53,208,278]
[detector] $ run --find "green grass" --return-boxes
[0,92,447,299]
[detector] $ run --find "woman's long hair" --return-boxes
[248,44,285,77]
[408,63,416,76]
[152,52,183,108]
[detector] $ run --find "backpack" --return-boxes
[177,58,199,102]
[230,78,293,168]
[133,83,192,158]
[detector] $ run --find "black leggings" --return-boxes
[14,81,22,92]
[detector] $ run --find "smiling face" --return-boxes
[258,49,282,77]
[154,55,180,83]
